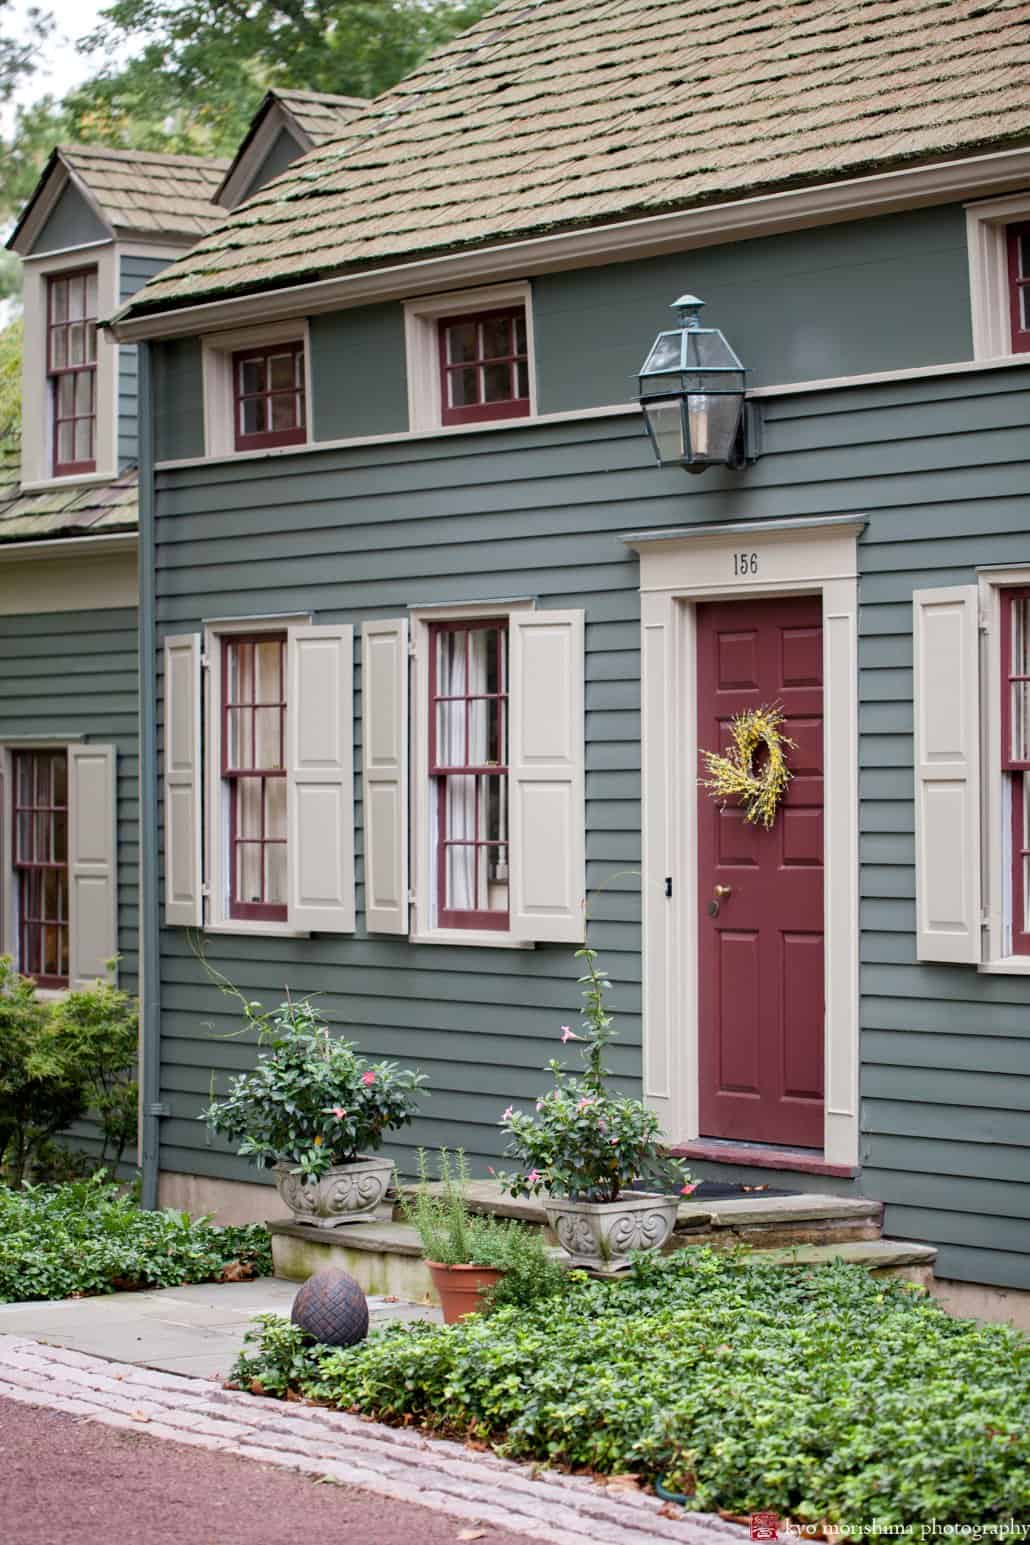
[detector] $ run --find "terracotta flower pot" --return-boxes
[425,1260,506,1324]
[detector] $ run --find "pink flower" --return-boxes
[681,1182,699,1195]
[526,1168,541,1185]
[597,1119,607,1134]
[331,1106,347,1120]
[536,1101,544,1112]
[502,1106,515,1121]
[361,1071,376,1086]
[487,1165,495,1175]
[610,1137,619,1145]
[561,1026,579,1044]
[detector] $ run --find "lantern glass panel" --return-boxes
[642,331,682,373]
[687,391,743,463]
[644,400,685,463]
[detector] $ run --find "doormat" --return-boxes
[690,1180,798,1200]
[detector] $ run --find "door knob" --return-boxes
[713,884,732,898]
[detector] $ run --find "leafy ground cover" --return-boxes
[233,1250,1030,1536]
[0,1177,272,1301]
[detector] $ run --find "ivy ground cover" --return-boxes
[0,1177,272,1301]
[234,1250,1030,1536]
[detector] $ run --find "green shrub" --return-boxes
[0,1176,272,1301]
[232,1250,1030,1534]
[0,957,138,1183]
[201,993,426,1184]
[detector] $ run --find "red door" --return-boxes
[697,595,825,1149]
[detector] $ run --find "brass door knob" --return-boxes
[713,884,732,898]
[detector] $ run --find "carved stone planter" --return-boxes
[275,1156,395,1229]
[544,1192,679,1271]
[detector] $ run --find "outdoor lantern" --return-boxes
[638,295,753,473]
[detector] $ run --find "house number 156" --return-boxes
[733,552,759,576]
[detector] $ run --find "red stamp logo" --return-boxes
[750,1515,780,1541]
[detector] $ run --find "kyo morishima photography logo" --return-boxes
[750,1519,1030,1543]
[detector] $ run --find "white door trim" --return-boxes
[628,516,864,1168]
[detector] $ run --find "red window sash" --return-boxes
[1000,589,1030,954]
[428,619,510,930]
[1007,224,1030,355]
[48,268,97,477]
[437,308,530,427]
[222,634,288,921]
[12,750,70,987]
[232,343,307,452]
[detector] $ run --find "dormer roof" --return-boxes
[7,143,231,255]
[214,88,367,209]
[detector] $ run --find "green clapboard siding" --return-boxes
[120,255,172,470]
[152,356,1030,1291]
[0,606,140,1167]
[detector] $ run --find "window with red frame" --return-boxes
[13,750,69,986]
[48,269,97,476]
[233,343,306,452]
[1002,588,1030,953]
[438,309,529,426]
[223,635,288,921]
[1007,225,1030,353]
[429,620,510,929]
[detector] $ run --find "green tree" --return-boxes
[0,0,51,103]
[0,318,21,443]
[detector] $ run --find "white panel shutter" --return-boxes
[362,619,409,934]
[913,586,981,963]
[68,744,118,986]
[287,624,355,932]
[509,609,586,943]
[163,633,203,927]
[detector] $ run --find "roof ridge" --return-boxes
[275,88,368,107]
[59,142,231,171]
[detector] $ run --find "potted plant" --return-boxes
[497,945,695,1271]
[202,993,426,1229]
[401,1148,527,1323]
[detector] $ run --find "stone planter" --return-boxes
[426,1261,507,1324]
[544,1192,679,1271]
[275,1156,395,1229]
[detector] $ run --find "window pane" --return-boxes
[241,358,264,395]
[85,321,97,363]
[237,841,262,905]
[242,397,267,435]
[446,322,478,364]
[483,362,513,403]
[68,322,85,366]
[1012,597,1030,760]
[226,707,253,769]
[254,639,282,702]
[52,753,67,807]
[266,842,286,904]
[53,811,68,864]
[35,812,51,863]
[58,375,75,415]
[57,421,75,466]
[51,327,67,369]
[68,277,85,321]
[86,271,98,318]
[448,367,478,407]
[516,360,529,398]
[35,755,51,805]
[254,707,281,769]
[52,279,68,323]
[270,392,299,431]
[268,352,295,391]
[436,698,465,765]
[228,641,253,704]
[237,778,262,838]
[74,417,92,463]
[515,314,527,355]
[1022,286,1030,333]
[75,370,93,414]
[16,813,31,862]
[266,776,287,840]
[481,316,511,359]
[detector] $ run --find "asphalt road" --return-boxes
[0,1395,538,1545]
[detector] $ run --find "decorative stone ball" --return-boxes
[291,1268,370,1348]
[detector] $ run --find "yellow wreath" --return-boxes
[699,703,796,830]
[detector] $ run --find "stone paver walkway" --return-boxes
[0,1278,438,1378]
[0,1335,746,1545]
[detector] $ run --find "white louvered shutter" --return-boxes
[362,619,409,934]
[163,633,203,927]
[68,744,118,986]
[913,586,982,963]
[287,624,355,932]
[509,609,586,943]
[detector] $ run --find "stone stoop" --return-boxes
[268,1184,938,1299]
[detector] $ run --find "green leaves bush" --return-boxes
[232,1250,1030,1534]
[0,957,139,1183]
[0,1176,272,1302]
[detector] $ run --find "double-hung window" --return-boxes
[438,308,530,426]
[1007,224,1030,354]
[1002,589,1030,955]
[223,635,288,921]
[233,343,306,451]
[428,620,510,930]
[13,750,69,986]
[48,269,97,476]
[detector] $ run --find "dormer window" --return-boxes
[1007,223,1030,353]
[48,268,98,476]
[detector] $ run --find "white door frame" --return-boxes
[627,515,865,1169]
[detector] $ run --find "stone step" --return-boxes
[268,1216,933,1299]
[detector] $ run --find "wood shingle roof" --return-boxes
[120,0,1030,319]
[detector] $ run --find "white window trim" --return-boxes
[977,564,1030,974]
[20,244,118,488]
[408,597,535,949]
[201,320,312,458]
[202,613,311,937]
[403,282,536,433]
[965,192,1030,360]
[629,517,863,1168]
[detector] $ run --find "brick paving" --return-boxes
[0,1334,745,1545]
